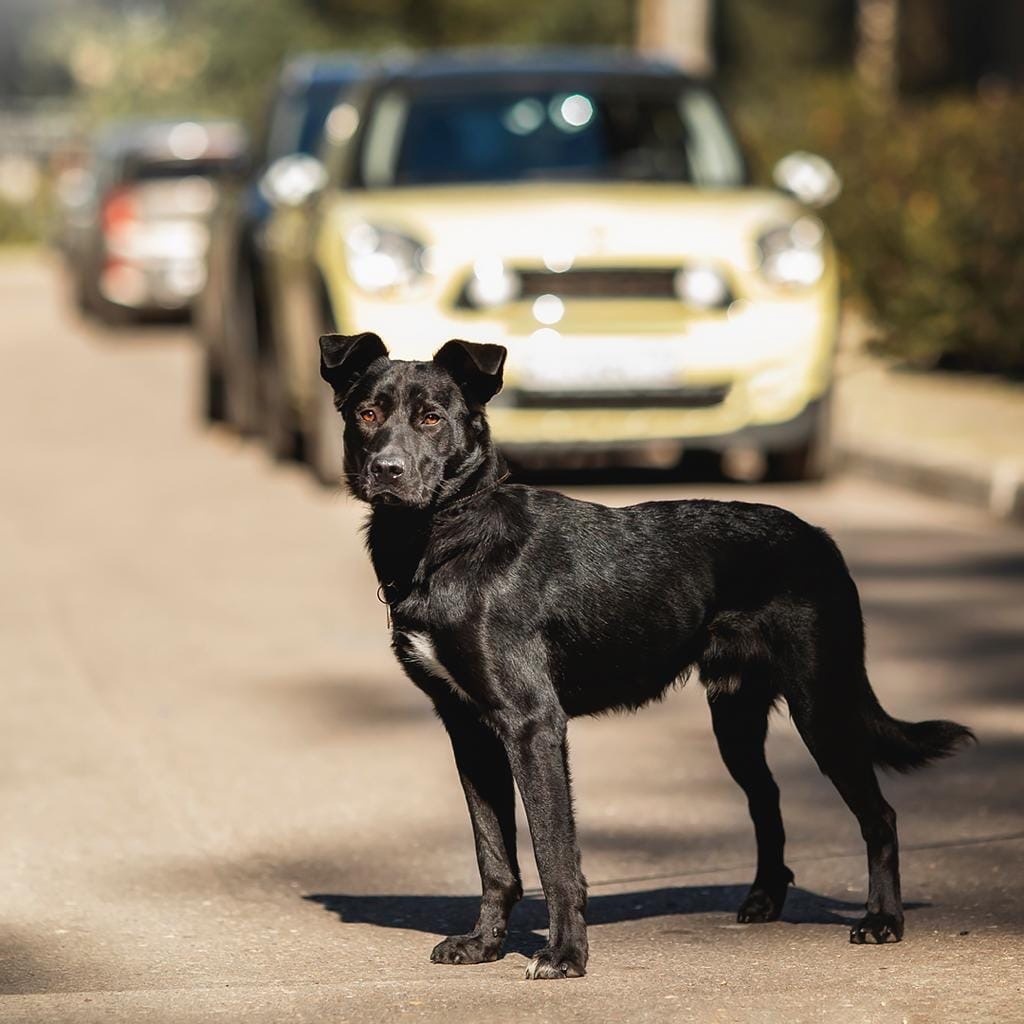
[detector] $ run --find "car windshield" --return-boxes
[359,82,745,188]
[265,77,356,163]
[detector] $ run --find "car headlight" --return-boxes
[345,223,429,295]
[673,264,731,309]
[757,217,826,287]
[465,255,521,309]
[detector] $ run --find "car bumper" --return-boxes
[324,271,838,451]
[495,397,826,459]
[98,257,207,311]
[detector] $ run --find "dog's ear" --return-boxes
[433,339,506,406]
[319,332,388,400]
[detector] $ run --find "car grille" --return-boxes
[511,385,731,409]
[517,268,677,300]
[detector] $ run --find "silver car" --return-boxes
[61,119,246,322]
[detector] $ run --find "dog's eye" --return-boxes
[422,412,441,426]
[358,409,377,424]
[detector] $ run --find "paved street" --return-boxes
[2,255,1022,1023]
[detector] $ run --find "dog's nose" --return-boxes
[370,456,406,483]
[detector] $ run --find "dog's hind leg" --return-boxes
[430,695,523,965]
[789,701,904,944]
[708,683,794,922]
[826,759,903,943]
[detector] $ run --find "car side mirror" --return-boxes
[772,152,842,208]
[259,153,328,208]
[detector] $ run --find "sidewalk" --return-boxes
[833,344,1024,523]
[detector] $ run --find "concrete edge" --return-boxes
[835,441,1024,524]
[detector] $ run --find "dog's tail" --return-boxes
[862,695,975,773]
[811,531,975,773]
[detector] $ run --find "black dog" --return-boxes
[320,331,973,980]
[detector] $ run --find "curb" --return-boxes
[835,440,1024,524]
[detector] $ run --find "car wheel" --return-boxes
[81,282,134,326]
[765,398,833,483]
[79,266,136,326]
[258,346,298,461]
[220,273,261,435]
[200,345,227,424]
[69,266,93,317]
[308,379,344,486]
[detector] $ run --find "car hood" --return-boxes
[324,181,810,273]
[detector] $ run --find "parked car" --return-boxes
[262,49,842,482]
[194,54,365,437]
[61,119,246,323]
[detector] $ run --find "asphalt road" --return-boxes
[2,256,1022,1023]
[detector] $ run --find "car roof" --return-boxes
[92,119,246,161]
[279,52,370,87]
[271,47,702,98]
[375,46,700,85]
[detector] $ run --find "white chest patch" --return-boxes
[402,631,471,702]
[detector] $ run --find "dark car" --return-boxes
[195,53,365,437]
[61,119,246,323]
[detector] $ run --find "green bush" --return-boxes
[0,188,52,246]
[735,78,1024,375]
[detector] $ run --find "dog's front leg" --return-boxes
[430,695,523,965]
[492,702,588,979]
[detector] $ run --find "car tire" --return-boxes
[258,345,298,462]
[308,379,344,486]
[220,272,262,435]
[765,396,833,483]
[69,266,93,317]
[81,280,134,326]
[200,345,227,424]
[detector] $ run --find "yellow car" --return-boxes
[259,51,840,481]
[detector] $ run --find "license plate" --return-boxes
[517,337,686,392]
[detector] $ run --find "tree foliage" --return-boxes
[41,0,632,126]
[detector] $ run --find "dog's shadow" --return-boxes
[306,885,914,958]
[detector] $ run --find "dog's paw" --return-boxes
[524,944,587,980]
[430,932,500,965]
[737,887,784,923]
[849,912,904,945]
[737,870,793,923]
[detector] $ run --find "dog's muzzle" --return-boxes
[362,453,430,507]
[370,454,406,485]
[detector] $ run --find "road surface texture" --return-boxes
[2,256,1022,1023]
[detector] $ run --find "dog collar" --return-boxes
[435,471,510,515]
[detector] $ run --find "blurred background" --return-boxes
[2,0,1021,491]
[1,0,1021,367]
[2,2,1023,1018]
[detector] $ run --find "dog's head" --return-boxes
[319,332,506,508]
